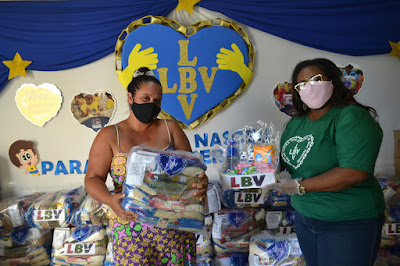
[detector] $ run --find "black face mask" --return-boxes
[131,102,161,124]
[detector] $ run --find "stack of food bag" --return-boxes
[0,192,53,265]
[209,122,279,265]
[51,225,108,265]
[121,145,207,232]
[24,186,86,229]
[0,226,52,265]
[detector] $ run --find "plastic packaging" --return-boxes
[0,226,52,265]
[51,225,107,265]
[0,192,43,231]
[222,141,240,173]
[249,231,305,266]
[24,186,86,229]
[121,145,207,232]
[72,194,112,227]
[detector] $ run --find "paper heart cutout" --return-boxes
[10,226,30,244]
[156,154,187,176]
[70,92,115,132]
[117,17,253,128]
[266,240,291,263]
[15,83,62,127]
[281,134,314,169]
[228,210,247,228]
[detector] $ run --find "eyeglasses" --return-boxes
[294,74,324,92]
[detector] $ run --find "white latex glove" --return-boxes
[271,171,302,195]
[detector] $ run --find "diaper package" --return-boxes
[0,192,43,231]
[121,145,207,232]
[24,186,86,229]
[51,225,108,265]
[0,226,52,265]
[249,231,305,266]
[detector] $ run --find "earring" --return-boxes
[303,103,307,111]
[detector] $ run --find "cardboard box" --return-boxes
[395,130,400,176]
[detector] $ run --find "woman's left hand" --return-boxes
[192,172,209,201]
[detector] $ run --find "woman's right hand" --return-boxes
[107,193,138,221]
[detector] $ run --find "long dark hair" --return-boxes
[290,58,378,120]
[127,67,162,97]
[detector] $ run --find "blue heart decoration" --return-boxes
[122,23,250,127]
[10,226,30,244]
[156,154,187,176]
[228,210,247,228]
[266,240,291,263]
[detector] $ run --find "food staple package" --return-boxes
[51,225,107,266]
[121,146,207,232]
[0,226,52,265]
[0,192,43,231]
[212,209,265,254]
[24,186,86,229]
[249,231,305,266]
[71,194,112,227]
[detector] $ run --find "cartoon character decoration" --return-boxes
[115,16,254,129]
[70,91,116,132]
[9,140,40,176]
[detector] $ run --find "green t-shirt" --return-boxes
[280,105,385,221]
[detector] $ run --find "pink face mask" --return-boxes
[299,80,334,109]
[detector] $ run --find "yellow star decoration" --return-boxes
[389,40,400,60]
[2,52,32,80]
[176,0,201,14]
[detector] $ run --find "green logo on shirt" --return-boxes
[282,135,314,169]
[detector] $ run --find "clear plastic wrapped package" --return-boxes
[71,194,112,227]
[24,186,86,229]
[249,231,305,266]
[121,145,207,232]
[0,226,52,265]
[217,121,280,190]
[51,225,107,265]
[212,208,265,254]
[0,192,43,231]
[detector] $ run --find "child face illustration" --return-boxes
[16,148,38,169]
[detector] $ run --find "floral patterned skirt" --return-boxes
[109,212,196,265]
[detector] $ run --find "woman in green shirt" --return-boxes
[273,58,385,266]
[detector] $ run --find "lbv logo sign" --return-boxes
[116,16,254,129]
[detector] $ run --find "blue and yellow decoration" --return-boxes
[115,16,254,129]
